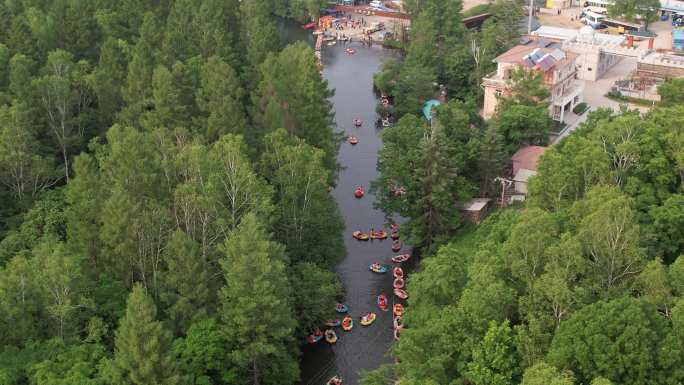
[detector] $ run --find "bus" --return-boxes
[580,11,607,29]
[583,6,608,15]
[602,17,645,32]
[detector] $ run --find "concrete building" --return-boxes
[532,25,625,81]
[458,198,492,225]
[637,51,684,78]
[481,40,584,123]
[584,0,684,12]
[545,0,573,8]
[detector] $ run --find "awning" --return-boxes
[422,99,441,120]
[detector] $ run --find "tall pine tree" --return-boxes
[219,213,298,385]
[112,284,178,385]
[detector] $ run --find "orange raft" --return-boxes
[352,231,370,241]
[360,312,377,326]
[393,266,404,278]
[369,230,387,239]
[394,288,409,300]
[348,135,358,145]
[342,316,354,331]
[393,304,404,317]
[354,186,364,198]
[393,277,405,289]
[377,293,389,311]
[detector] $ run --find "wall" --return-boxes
[565,44,622,81]
[515,180,530,195]
[483,86,500,119]
[637,62,684,78]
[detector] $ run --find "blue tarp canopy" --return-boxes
[422,99,441,120]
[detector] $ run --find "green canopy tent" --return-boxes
[422,99,441,121]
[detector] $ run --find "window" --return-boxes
[588,67,593,71]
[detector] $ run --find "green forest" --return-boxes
[1,0,684,384]
[0,0,344,384]
[363,1,684,385]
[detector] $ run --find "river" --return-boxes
[280,21,402,385]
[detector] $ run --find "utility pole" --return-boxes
[494,177,513,208]
[528,0,534,34]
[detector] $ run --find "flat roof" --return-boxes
[532,26,579,41]
[495,45,576,73]
[459,198,491,212]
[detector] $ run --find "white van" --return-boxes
[581,11,607,28]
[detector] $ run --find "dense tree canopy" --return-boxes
[0,2,344,385]
[2,1,684,385]
[383,104,684,385]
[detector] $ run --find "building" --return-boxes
[637,51,684,78]
[532,25,625,81]
[458,198,492,225]
[511,146,548,197]
[584,0,684,12]
[545,0,573,8]
[481,40,584,123]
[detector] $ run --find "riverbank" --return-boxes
[297,41,401,385]
[312,8,409,46]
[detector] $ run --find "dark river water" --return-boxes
[281,21,402,385]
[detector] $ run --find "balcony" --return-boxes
[481,73,506,89]
[552,82,584,107]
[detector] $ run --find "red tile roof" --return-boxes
[512,146,548,174]
[495,45,576,73]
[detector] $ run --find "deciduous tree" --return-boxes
[548,297,675,385]
[33,49,92,181]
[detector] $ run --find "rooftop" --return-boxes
[532,26,579,41]
[512,146,548,173]
[459,198,491,212]
[531,25,626,47]
[494,45,576,73]
[638,52,684,68]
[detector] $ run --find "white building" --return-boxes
[481,40,584,123]
[532,25,626,81]
[573,0,684,12]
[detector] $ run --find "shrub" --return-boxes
[572,102,588,114]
